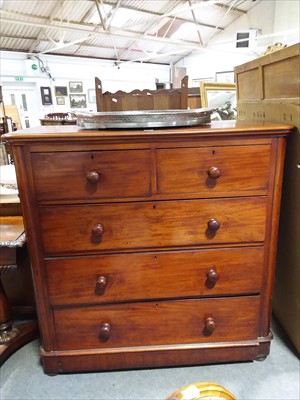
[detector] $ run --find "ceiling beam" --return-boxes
[103,0,227,30]
[0,14,203,51]
[188,0,203,46]
[28,0,66,53]
[116,0,184,61]
[0,6,224,33]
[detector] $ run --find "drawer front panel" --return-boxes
[157,145,271,194]
[53,296,260,350]
[39,197,267,254]
[31,150,151,201]
[47,247,264,306]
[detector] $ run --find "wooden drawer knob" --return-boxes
[208,166,221,179]
[204,317,216,335]
[206,268,219,286]
[92,223,104,238]
[95,275,108,295]
[99,322,111,341]
[86,171,101,184]
[207,218,220,232]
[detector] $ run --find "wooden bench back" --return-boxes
[95,76,188,111]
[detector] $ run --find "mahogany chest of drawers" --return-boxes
[4,121,292,374]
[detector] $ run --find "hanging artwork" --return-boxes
[56,97,65,105]
[69,81,83,93]
[70,94,87,108]
[88,89,96,103]
[40,87,52,105]
[55,86,68,96]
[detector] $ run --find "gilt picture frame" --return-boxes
[199,82,236,108]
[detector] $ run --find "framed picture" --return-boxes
[70,94,87,108]
[55,86,68,96]
[215,71,235,83]
[88,89,96,103]
[40,86,52,105]
[56,97,65,105]
[69,81,83,93]
[192,77,214,87]
[200,82,237,120]
[200,82,236,108]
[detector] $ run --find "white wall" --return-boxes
[273,0,300,44]
[0,51,170,119]
[0,52,171,90]
[178,0,300,85]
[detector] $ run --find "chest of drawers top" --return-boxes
[5,120,292,203]
[6,119,292,143]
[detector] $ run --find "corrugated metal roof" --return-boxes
[0,0,262,64]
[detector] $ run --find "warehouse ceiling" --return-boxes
[0,0,261,65]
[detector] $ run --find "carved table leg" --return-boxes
[0,267,39,366]
[0,219,39,365]
[0,269,20,344]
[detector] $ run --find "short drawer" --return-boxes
[39,197,267,255]
[46,247,264,306]
[31,150,151,201]
[53,296,260,350]
[156,145,271,195]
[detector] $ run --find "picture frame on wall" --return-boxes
[192,77,214,87]
[55,86,68,96]
[56,97,65,105]
[70,94,87,108]
[215,71,235,83]
[88,89,96,103]
[40,86,52,105]
[69,81,83,93]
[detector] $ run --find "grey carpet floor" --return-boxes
[1,316,299,400]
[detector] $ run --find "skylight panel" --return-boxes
[171,22,195,40]
[88,4,113,25]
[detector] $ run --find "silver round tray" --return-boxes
[76,108,213,129]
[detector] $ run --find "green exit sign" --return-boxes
[15,76,24,81]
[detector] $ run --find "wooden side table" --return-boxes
[0,216,38,365]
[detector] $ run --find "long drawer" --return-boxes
[53,296,260,350]
[46,247,264,306]
[39,197,267,254]
[31,150,152,201]
[157,144,271,195]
